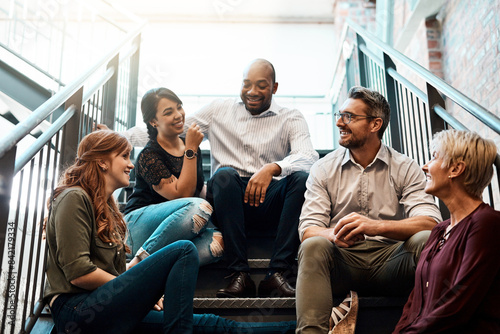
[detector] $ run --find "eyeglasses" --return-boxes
[334,112,376,124]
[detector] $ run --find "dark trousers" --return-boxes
[207,167,308,272]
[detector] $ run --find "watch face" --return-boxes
[185,149,196,159]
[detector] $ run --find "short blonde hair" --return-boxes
[430,129,497,198]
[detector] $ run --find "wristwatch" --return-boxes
[184,149,198,159]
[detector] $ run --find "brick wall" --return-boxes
[440,1,499,112]
[438,0,500,147]
[394,0,499,147]
[332,0,499,147]
[333,0,376,38]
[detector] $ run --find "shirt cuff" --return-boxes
[62,258,97,282]
[275,161,291,177]
[135,247,150,261]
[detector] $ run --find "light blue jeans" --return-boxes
[125,197,223,266]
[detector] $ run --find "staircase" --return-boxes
[1,5,500,334]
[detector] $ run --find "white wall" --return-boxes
[136,22,338,149]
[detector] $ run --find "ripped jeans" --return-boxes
[125,198,223,266]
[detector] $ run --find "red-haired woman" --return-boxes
[44,130,295,333]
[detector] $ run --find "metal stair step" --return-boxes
[193,297,295,309]
[249,259,270,268]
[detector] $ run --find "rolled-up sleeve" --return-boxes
[298,162,332,240]
[54,191,97,282]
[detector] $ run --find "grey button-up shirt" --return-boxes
[298,145,442,242]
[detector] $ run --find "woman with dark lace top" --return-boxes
[123,87,223,268]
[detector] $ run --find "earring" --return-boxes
[102,166,108,172]
[448,175,452,179]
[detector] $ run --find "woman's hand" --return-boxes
[153,296,164,311]
[185,123,203,150]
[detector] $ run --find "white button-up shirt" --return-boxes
[185,98,318,178]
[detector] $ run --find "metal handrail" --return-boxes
[0,21,146,161]
[14,106,77,174]
[346,19,500,135]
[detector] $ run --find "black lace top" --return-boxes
[123,139,204,215]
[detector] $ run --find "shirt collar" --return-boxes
[238,97,279,117]
[341,144,389,167]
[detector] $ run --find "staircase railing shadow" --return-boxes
[0,19,145,333]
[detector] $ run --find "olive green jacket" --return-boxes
[44,187,126,302]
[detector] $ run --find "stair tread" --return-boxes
[193,296,406,308]
[193,297,295,309]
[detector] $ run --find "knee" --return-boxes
[210,167,239,188]
[405,230,431,253]
[191,199,213,234]
[291,171,309,182]
[174,240,199,260]
[298,237,333,267]
[289,171,308,185]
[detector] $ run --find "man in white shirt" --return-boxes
[200,59,318,298]
[295,86,442,333]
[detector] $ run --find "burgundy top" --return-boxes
[394,203,500,333]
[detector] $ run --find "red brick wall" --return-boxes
[333,0,499,147]
[394,0,499,147]
[333,0,376,38]
[440,1,499,115]
[438,0,499,147]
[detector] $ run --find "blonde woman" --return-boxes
[394,129,500,333]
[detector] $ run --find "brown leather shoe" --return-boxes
[216,272,256,298]
[258,272,295,297]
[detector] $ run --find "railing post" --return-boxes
[127,34,141,129]
[383,53,402,153]
[426,83,449,219]
[102,55,120,130]
[0,146,16,332]
[426,84,447,135]
[60,88,83,169]
[0,147,16,273]
[356,33,368,88]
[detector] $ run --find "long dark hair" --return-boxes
[141,87,183,140]
[51,130,131,250]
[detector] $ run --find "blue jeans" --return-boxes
[51,241,295,334]
[207,167,308,272]
[51,241,199,333]
[125,198,223,266]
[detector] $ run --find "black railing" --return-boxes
[331,20,500,216]
[0,21,145,333]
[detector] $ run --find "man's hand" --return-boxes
[333,213,379,247]
[244,163,281,207]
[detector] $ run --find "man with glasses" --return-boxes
[295,86,442,333]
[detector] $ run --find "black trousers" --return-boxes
[207,167,308,272]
